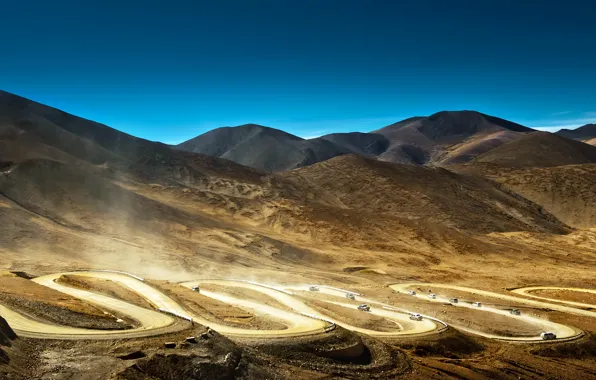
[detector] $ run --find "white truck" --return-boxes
[540,332,557,340]
[510,309,521,316]
[191,286,200,292]
[409,313,423,321]
[407,290,416,296]
[450,298,458,304]
[472,302,482,307]
[428,293,437,299]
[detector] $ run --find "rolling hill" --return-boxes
[0,90,579,272]
[372,110,533,165]
[472,131,596,167]
[282,154,567,235]
[176,111,535,170]
[176,124,352,172]
[453,163,596,229]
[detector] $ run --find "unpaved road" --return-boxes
[511,286,596,309]
[389,283,586,342]
[0,271,590,343]
[186,280,440,337]
[5,271,186,339]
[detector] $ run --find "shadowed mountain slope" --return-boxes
[177,124,352,172]
[555,123,596,142]
[176,111,535,170]
[372,111,533,165]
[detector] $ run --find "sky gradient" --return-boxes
[2,0,595,143]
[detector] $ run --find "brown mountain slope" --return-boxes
[373,111,532,165]
[452,163,596,229]
[283,155,567,234]
[473,131,596,167]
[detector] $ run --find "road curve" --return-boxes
[283,284,442,337]
[510,286,596,309]
[389,283,585,342]
[5,271,187,339]
[180,280,330,338]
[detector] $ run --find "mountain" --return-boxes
[472,131,596,167]
[555,123,596,142]
[176,111,534,171]
[372,111,533,165]
[176,124,352,172]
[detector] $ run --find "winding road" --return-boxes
[0,270,592,344]
[389,283,587,342]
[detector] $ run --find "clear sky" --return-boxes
[2,0,595,143]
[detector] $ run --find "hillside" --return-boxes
[176,111,534,170]
[2,90,596,280]
[283,154,567,235]
[176,124,352,172]
[555,123,596,141]
[473,131,596,167]
[453,163,596,229]
[372,111,533,165]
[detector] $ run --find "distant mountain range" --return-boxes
[177,111,540,171]
[555,123,596,146]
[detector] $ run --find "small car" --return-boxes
[428,293,437,299]
[510,309,521,316]
[357,304,370,312]
[191,286,200,292]
[346,293,356,300]
[409,313,423,321]
[407,290,416,296]
[540,332,557,340]
[472,302,482,307]
[450,298,458,304]
[309,286,320,291]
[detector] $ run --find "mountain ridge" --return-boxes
[177,110,536,171]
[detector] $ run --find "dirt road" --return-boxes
[389,283,586,342]
[511,286,596,309]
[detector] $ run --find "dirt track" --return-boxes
[390,283,587,342]
[0,271,592,345]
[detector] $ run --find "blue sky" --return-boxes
[2,0,595,143]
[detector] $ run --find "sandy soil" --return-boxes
[56,274,155,310]
[197,283,294,312]
[304,298,402,332]
[0,276,125,330]
[149,281,288,330]
[529,289,596,305]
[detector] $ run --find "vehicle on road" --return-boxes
[510,309,521,315]
[357,304,370,312]
[540,332,557,340]
[191,286,200,292]
[428,293,437,299]
[409,313,423,321]
[309,286,319,291]
[472,302,482,307]
[450,298,458,303]
[407,290,416,296]
[346,293,356,300]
